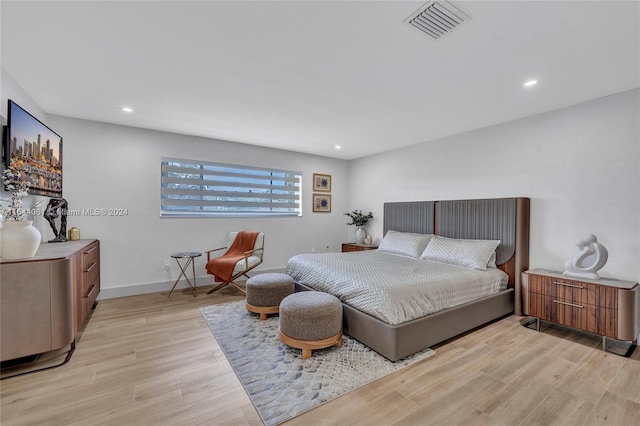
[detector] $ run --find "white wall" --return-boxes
[42,116,349,297]
[348,89,640,282]
[1,69,47,121]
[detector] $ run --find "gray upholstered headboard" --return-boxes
[383,201,435,235]
[437,198,516,265]
[383,198,530,289]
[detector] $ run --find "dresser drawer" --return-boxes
[84,276,100,312]
[82,241,99,270]
[84,258,100,289]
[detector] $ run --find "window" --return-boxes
[161,157,302,217]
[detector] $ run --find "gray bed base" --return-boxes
[292,197,529,362]
[296,282,514,361]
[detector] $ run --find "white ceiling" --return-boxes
[2,1,639,160]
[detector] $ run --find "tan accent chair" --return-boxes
[205,232,264,294]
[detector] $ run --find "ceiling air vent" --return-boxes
[404,1,471,41]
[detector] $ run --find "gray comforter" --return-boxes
[286,250,508,325]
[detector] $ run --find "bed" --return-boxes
[287,197,530,361]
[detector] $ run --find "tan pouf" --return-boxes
[279,291,343,359]
[245,273,295,320]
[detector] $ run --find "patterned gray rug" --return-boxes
[200,300,435,426]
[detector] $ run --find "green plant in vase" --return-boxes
[344,210,373,244]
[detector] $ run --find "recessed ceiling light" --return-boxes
[524,80,538,87]
[335,145,341,150]
[121,107,133,113]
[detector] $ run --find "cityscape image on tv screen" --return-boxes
[6,100,62,197]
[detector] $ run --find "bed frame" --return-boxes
[296,197,530,361]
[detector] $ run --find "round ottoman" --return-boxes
[279,291,343,359]
[245,273,295,320]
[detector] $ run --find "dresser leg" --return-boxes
[601,336,636,357]
[520,317,540,331]
[1,339,76,380]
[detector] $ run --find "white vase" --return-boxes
[355,226,366,244]
[0,221,42,259]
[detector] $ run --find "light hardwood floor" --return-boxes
[2,285,639,425]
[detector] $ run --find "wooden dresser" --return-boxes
[341,243,379,252]
[523,269,639,350]
[0,240,100,362]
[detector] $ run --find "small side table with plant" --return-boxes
[344,210,373,244]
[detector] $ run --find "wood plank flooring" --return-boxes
[2,285,639,425]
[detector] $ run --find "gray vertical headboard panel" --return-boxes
[383,201,436,236]
[437,198,517,265]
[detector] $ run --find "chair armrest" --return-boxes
[242,247,264,268]
[205,247,227,262]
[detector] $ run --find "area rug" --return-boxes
[200,301,435,426]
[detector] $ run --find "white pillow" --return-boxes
[378,231,433,259]
[419,236,500,271]
[487,251,497,268]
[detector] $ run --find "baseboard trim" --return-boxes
[98,267,287,300]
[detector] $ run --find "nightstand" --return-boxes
[523,269,639,356]
[341,243,378,252]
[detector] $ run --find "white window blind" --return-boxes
[161,157,302,217]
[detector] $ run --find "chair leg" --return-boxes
[230,281,247,294]
[206,281,230,294]
[206,280,247,295]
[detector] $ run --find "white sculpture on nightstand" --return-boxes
[563,234,608,280]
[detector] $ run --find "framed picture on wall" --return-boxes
[312,173,331,192]
[312,193,332,213]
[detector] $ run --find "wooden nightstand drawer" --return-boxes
[528,274,553,295]
[553,278,597,305]
[601,308,618,338]
[342,243,378,252]
[529,274,599,305]
[554,300,598,334]
[598,287,618,310]
[529,293,553,321]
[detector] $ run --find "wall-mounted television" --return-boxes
[4,99,63,197]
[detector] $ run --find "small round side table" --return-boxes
[168,252,202,297]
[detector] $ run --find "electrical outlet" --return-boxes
[311,247,316,253]
[164,259,171,269]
